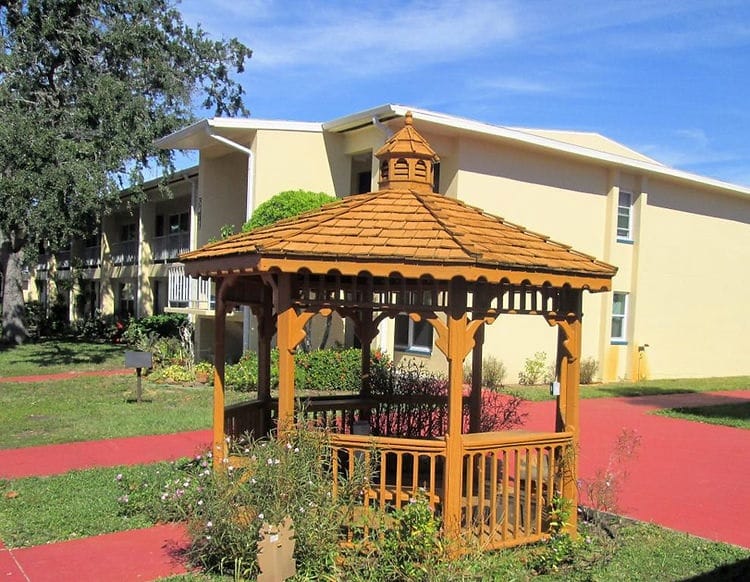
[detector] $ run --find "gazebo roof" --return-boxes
[180,187,616,289]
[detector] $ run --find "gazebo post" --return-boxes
[469,286,490,433]
[551,289,583,534]
[443,277,470,542]
[212,277,227,469]
[256,286,274,435]
[276,273,296,434]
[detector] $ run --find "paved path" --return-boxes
[0,369,131,384]
[1,386,748,580]
[0,430,211,479]
[523,389,750,548]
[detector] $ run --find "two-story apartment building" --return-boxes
[29,167,198,325]
[39,104,749,382]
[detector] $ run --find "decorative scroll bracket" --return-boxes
[545,314,579,363]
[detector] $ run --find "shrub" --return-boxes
[463,356,507,390]
[69,311,117,341]
[371,359,525,438]
[580,357,599,384]
[295,348,361,392]
[518,351,549,385]
[242,190,336,232]
[179,428,364,579]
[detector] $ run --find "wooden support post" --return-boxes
[212,277,227,469]
[256,287,274,435]
[444,278,469,543]
[276,274,296,434]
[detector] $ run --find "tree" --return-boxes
[0,0,251,343]
[242,190,336,232]
[243,189,337,350]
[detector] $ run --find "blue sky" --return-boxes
[177,0,750,186]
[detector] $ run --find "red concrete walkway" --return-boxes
[1,388,748,580]
[0,430,211,479]
[523,389,750,548]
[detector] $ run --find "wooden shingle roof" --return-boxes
[180,188,617,290]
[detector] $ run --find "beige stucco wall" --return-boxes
[253,130,339,204]
[198,151,248,245]
[630,180,750,378]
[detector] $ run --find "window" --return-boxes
[611,292,628,344]
[156,212,189,237]
[394,314,433,354]
[120,223,137,242]
[617,191,633,241]
[117,282,135,318]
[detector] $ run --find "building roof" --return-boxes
[180,187,616,289]
[156,104,750,200]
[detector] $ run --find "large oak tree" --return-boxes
[0,0,251,343]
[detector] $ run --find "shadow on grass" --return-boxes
[0,338,123,370]
[683,556,750,581]
[656,401,750,429]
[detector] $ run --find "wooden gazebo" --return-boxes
[180,113,617,548]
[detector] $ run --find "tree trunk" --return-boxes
[1,231,28,344]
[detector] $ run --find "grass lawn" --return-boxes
[0,338,126,377]
[0,375,247,448]
[2,463,748,581]
[655,401,750,429]
[509,375,750,402]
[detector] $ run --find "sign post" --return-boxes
[124,351,153,403]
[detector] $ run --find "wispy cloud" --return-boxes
[475,76,556,94]
[184,0,517,74]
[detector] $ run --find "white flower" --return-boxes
[258,512,264,520]
[197,500,204,506]
[206,521,213,528]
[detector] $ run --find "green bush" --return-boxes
[463,355,507,390]
[123,314,188,342]
[295,348,362,392]
[580,357,599,384]
[518,351,549,385]
[242,190,336,232]
[180,428,363,579]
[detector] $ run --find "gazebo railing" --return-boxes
[223,398,573,550]
[460,431,574,549]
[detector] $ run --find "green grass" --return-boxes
[509,375,750,402]
[0,375,247,448]
[655,401,750,429]
[0,338,126,377]
[0,464,162,547]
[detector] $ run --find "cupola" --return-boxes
[375,111,439,193]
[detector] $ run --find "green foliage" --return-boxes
[375,497,443,580]
[295,348,362,392]
[0,0,250,341]
[123,314,189,341]
[580,356,600,384]
[518,351,550,385]
[242,190,336,231]
[122,314,193,367]
[175,428,362,579]
[69,311,118,342]
[223,347,362,393]
[463,355,507,390]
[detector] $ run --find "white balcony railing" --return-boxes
[110,240,138,266]
[168,263,214,310]
[81,245,101,268]
[152,232,190,263]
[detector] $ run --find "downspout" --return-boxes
[206,129,256,353]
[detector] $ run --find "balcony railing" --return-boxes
[55,250,71,271]
[152,232,190,263]
[167,263,214,310]
[110,240,138,266]
[81,245,101,268]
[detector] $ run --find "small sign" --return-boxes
[125,351,152,369]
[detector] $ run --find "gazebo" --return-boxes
[179,113,617,549]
